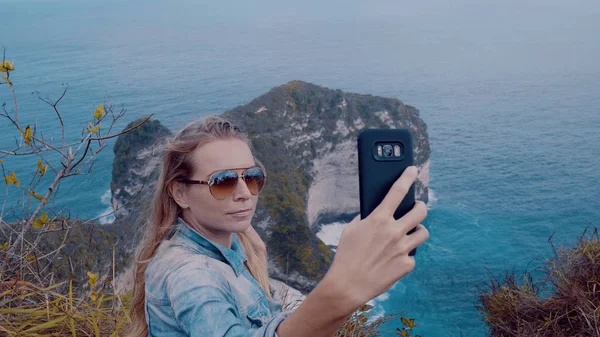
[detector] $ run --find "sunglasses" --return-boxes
[180,166,266,200]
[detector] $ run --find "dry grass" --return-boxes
[0,272,418,337]
[0,279,131,336]
[477,228,600,337]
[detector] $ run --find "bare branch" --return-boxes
[69,115,151,173]
[2,104,66,159]
[0,147,55,156]
[104,104,127,137]
[30,135,67,160]
[1,103,20,129]
[37,227,71,276]
[70,143,106,176]
[68,135,93,174]
[11,78,19,128]
[37,87,68,150]
[90,114,152,142]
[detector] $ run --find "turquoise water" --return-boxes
[2,0,599,335]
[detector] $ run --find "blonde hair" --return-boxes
[127,115,271,337]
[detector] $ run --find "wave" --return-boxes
[98,189,115,225]
[427,188,437,209]
[365,293,390,323]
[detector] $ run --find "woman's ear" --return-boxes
[169,181,189,209]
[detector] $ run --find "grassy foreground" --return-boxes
[477,229,600,336]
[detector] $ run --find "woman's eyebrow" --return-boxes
[205,166,255,177]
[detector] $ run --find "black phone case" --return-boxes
[357,128,418,256]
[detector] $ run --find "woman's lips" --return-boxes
[229,209,251,217]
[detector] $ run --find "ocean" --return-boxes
[1,0,599,335]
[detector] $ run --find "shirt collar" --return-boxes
[174,217,248,277]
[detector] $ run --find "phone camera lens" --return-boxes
[382,144,393,157]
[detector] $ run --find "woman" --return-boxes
[127,116,429,337]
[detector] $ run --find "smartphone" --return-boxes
[357,128,418,256]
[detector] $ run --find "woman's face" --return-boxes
[175,138,259,245]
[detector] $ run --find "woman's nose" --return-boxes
[231,177,252,200]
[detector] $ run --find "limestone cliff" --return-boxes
[111,80,430,293]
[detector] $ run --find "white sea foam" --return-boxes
[374,292,390,302]
[365,297,387,323]
[316,221,346,248]
[425,242,454,256]
[427,188,437,209]
[98,189,115,225]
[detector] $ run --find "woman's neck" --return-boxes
[181,213,233,249]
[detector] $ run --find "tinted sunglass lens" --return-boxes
[210,170,238,199]
[244,167,265,195]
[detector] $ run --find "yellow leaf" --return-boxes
[36,160,48,177]
[29,190,46,201]
[0,60,15,73]
[93,104,104,119]
[49,222,57,230]
[87,271,99,287]
[4,171,20,187]
[26,253,36,262]
[1,74,12,87]
[397,329,408,337]
[401,317,418,329]
[1,242,8,249]
[22,125,33,145]
[90,291,97,302]
[87,122,100,134]
[33,211,49,229]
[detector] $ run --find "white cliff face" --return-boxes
[307,139,360,229]
[307,154,430,230]
[306,120,430,230]
[416,159,430,201]
[313,158,430,250]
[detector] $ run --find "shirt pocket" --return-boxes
[245,298,271,329]
[146,293,171,336]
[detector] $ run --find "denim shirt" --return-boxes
[145,218,292,336]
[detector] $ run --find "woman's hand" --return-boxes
[276,166,429,337]
[323,165,429,308]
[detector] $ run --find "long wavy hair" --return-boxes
[127,115,271,337]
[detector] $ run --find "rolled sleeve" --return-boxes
[166,265,292,337]
[255,310,294,337]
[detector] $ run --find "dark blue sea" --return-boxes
[2,0,599,335]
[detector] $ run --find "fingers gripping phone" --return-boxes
[357,128,418,256]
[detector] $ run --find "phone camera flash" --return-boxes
[377,145,383,157]
[394,145,401,157]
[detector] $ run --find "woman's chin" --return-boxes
[228,219,252,233]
